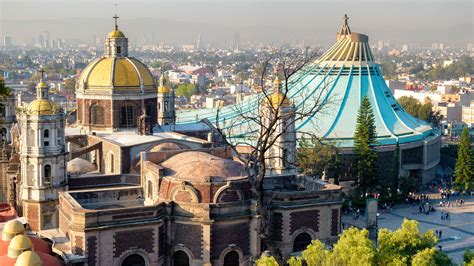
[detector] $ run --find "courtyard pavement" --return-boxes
[342,195,474,265]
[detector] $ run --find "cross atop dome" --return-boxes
[113,14,119,30]
[39,68,46,81]
[339,14,351,36]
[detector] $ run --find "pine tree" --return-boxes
[454,127,473,191]
[353,96,378,194]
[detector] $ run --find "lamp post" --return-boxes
[375,212,380,247]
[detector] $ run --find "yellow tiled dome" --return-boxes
[78,57,155,92]
[28,99,59,115]
[1,220,25,241]
[107,30,125,38]
[14,250,43,266]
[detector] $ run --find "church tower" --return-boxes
[19,70,67,231]
[157,74,176,125]
[264,74,297,176]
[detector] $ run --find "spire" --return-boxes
[338,14,352,37]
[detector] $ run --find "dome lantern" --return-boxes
[105,13,128,57]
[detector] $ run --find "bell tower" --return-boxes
[264,73,297,176]
[19,69,67,231]
[157,74,176,125]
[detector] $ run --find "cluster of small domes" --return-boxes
[0,220,62,266]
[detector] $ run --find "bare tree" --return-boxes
[215,46,335,263]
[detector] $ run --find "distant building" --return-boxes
[436,102,462,122]
[462,101,474,127]
[3,36,12,47]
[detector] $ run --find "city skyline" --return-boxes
[1,0,472,48]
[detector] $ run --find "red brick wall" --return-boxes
[87,236,97,266]
[289,210,320,235]
[175,190,194,202]
[25,203,39,231]
[78,98,157,129]
[211,221,250,260]
[113,228,155,258]
[174,223,202,259]
[271,212,283,242]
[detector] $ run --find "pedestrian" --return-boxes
[439,230,442,239]
[446,213,450,220]
[435,230,439,237]
[419,206,423,213]
[441,212,444,220]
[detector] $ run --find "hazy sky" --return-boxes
[1,0,473,48]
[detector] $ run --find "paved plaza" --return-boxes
[342,195,474,264]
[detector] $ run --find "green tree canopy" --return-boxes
[454,127,474,191]
[176,83,197,98]
[376,219,438,265]
[397,96,442,127]
[296,137,340,181]
[273,219,452,266]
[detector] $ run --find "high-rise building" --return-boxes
[234,32,240,51]
[3,36,12,47]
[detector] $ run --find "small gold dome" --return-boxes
[269,92,290,107]
[8,235,33,258]
[15,250,43,266]
[37,82,47,88]
[158,76,171,94]
[2,220,25,241]
[107,30,125,38]
[28,99,59,115]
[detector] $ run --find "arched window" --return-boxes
[109,154,115,173]
[91,105,105,125]
[120,105,135,127]
[0,104,5,117]
[223,251,240,266]
[43,129,50,146]
[29,129,35,146]
[173,250,190,266]
[164,101,169,112]
[147,180,153,198]
[157,102,161,112]
[146,102,156,119]
[121,253,145,266]
[27,164,35,186]
[293,233,312,252]
[44,165,52,185]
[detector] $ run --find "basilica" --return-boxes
[0,16,343,266]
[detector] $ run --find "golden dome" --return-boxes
[8,235,32,258]
[158,75,171,94]
[78,57,155,93]
[37,82,47,89]
[1,221,24,241]
[15,251,43,266]
[269,92,290,107]
[28,99,58,115]
[107,30,125,38]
